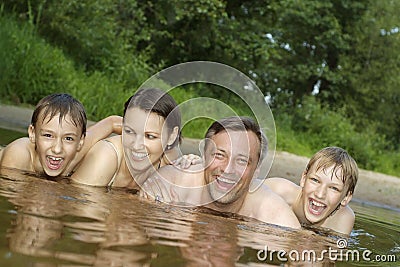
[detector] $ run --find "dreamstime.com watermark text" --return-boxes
[257,239,398,263]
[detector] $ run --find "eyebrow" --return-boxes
[311,173,344,186]
[215,148,227,154]
[39,129,79,136]
[145,131,161,136]
[216,148,252,160]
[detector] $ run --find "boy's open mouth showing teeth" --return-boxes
[46,156,63,170]
[308,198,326,215]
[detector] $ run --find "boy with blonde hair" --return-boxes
[1,93,121,177]
[265,147,358,235]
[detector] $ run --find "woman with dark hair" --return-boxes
[71,88,183,188]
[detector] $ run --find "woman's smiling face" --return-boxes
[122,107,172,175]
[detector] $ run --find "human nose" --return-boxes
[314,185,327,199]
[131,135,145,150]
[51,138,63,154]
[222,158,235,174]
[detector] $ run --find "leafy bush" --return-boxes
[0,14,78,104]
[0,13,150,121]
[289,96,388,170]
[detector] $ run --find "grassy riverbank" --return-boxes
[0,12,399,177]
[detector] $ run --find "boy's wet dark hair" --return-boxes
[123,88,181,149]
[31,93,87,137]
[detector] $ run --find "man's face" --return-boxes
[300,163,352,224]
[29,113,84,177]
[203,130,260,204]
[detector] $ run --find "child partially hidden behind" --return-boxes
[0,93,122,178]
[265,147,358,235]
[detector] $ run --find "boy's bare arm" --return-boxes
[85,115,122,146]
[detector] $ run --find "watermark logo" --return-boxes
[128,61,277,205]
[257,238,398,263]
[336,238,347,249]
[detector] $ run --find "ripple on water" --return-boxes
[0,169,399,266]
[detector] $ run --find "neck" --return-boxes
[124,158,161,186]
[294,192,324,227]
[204,192,246,214]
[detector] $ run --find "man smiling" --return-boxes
[141,116,300,229]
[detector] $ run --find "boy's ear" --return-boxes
[340,192,353,206]
[76,135,85,152]
[300,171,307,187]
[28,125,36,143]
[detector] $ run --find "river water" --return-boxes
[0,167,398,266]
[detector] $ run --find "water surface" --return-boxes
[0,168,398,266]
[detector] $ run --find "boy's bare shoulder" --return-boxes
[322,205,355,235]
[0,138,33,170]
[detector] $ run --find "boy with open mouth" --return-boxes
[265,147,359,235]
[0,93,121,178]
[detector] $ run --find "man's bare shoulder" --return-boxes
[243,184,301,229]
[157,164,204,187]
[264,177,300,204]
[0,138,33,170]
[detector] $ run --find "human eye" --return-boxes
[330,186,341,192]
[213,152,225,159]
[42,133,52,138]
[146,134,158,140]
[65,136,75,142]
[123,127,134,134]
[309,177,319,183]
[237,157,249,166]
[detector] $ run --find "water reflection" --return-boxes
[0,167,399,266]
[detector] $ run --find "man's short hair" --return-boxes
[204,116,268,163]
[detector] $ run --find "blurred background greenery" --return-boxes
[0,0,399,176]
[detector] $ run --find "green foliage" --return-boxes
[0,13,149,121]
[0,13,78,104]
[0,128,26,146]
[0,0,399,177]
[289,96,389,170]
[338,0,400,149]
[274,113,315,156]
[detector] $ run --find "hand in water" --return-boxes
[139,174,180,204]
[172,154,202,169]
